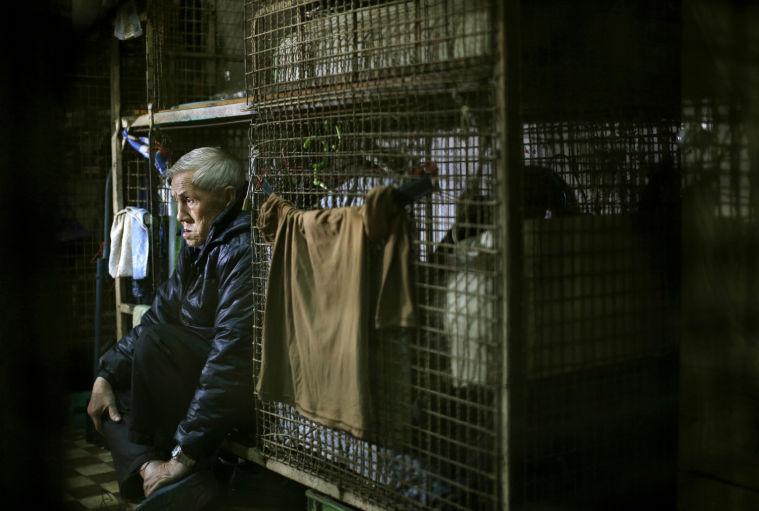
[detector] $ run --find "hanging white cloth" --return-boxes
[444,229,496,388]
[109,207,149,279]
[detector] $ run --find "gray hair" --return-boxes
[168,147,246,194]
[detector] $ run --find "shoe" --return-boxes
[135,469,219,511]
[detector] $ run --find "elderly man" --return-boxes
[87,147,254,509]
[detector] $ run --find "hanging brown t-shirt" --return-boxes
[256,186,416,439]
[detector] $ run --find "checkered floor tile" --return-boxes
[63,429,134,510]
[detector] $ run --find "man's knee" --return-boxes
[134,324,172,366]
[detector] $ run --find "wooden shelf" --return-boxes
[128,97,254,130]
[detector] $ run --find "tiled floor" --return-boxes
[63,427,310,510]
[63,429,130,510]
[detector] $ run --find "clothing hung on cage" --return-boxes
[256,186,416,439]
[109,207,149,279]
[443,229,497,387]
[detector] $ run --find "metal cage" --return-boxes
[248,1,503,509]
[246,0,679,509]
[147,0,247,109]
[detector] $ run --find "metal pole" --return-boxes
[498,0,524,508]
[168,182,177,275]
[94,170,113,379]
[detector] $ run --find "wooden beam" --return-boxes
[219,442,382,511]
[110,36,125,340]
[128,98,250,129]
[265,458,384,511]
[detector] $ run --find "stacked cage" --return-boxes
[148,0,246,109]
[248,0,504,509]
[247,0,681,509]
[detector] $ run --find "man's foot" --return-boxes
[139,460,158,480]
[134,469,218,511]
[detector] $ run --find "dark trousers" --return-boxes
[103,323,211,501]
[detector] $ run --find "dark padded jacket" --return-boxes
[98,200,254,461]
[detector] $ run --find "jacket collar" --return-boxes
[192,195,249,264]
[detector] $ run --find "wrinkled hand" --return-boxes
[86,376,121,434]
[141,458,191,497]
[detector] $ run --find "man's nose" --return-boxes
[176,201,191,223]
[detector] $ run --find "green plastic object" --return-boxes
[305,489,354,511]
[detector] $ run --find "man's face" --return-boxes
[171,171,225,247]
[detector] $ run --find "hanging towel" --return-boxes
[444,229,496,388]
[256,186,416,440]
[109,207,149,279]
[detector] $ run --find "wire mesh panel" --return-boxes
[518,118,680,507]
[60,29,116,387]
[248,1,503,509]
[522,119,679,376]
[247,0,492,101]
[148,0,246,109]
[121,35,148,116]
[125,156,153,210]
[121,153,162,303]
[681,99,753,220]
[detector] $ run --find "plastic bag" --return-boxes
[114,0,143,41]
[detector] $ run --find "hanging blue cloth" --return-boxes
[121,129,170,177]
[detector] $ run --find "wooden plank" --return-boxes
[220,439,266,466]
[129,98,250,129]
[110,36,125,339]
[226,445,383,511]
[165,96,248,110]
[264,459,384,511]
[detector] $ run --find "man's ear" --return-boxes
[223,186,236,207]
